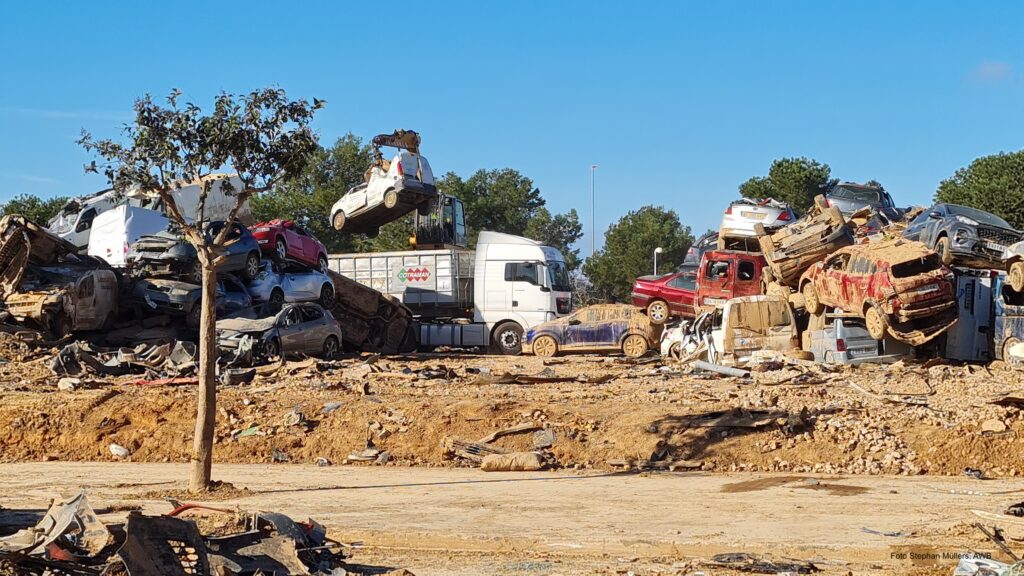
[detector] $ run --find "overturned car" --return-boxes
[0,214,118,338]
[799,239,957,346]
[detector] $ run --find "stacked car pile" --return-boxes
[626,182,1024,367]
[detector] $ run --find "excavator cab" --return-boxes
[413,194,467,249]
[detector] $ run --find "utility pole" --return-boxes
[590,164,598,257]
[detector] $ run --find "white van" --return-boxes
[88,206,170,268]
[48,189,119,250]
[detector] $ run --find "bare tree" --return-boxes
[80,88,322,492]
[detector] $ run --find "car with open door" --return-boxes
[694,250,767,310]
[525,303,661,358]
[249,219,329,270]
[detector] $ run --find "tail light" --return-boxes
[778,211,792,222]
[396,159,404,176]
[836,338,847,352]
[724,205,732,215]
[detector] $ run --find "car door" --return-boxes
[289,270,316,301]
[298,304,328,352]
[663,271,696,317]
[817,253,850,307]
[700,256,732,306]
[294,226,315,263]
[733,257,759,298]
[276,306,306,354]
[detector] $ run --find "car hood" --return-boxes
[217,316,277,333]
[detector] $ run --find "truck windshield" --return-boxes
[548,261,571,292]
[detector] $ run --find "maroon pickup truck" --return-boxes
[631,265,698,324]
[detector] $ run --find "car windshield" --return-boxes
[832,186,881,204]
[945,205,1012,228]
[548,261,571,292]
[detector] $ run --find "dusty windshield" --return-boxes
[547,261,571,292]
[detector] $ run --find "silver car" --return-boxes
[825,182,898,217]
[246,260,335,311]
[718,198,796,249]
[217,303,343,361]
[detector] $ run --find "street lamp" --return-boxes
[590,164,598,257]
[654,246,663,275]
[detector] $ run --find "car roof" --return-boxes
[834,238,934,264]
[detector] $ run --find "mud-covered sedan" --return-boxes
[526,304,661,358]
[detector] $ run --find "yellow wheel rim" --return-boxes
[533,336,557,357]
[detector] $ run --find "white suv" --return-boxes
[330,130,437,238]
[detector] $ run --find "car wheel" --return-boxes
[186,303,202,329]
[827,206,845,227]
[622,334,649,358]
[1009,262,1024,293]
[274,237,288,262]
[417,201,433,216]
[241,251,260,281]
[802,282,823,315]
[865,304,888,341]
[318,254,329,272]
[383,189,399,209]
[491,322,523,355]
[531,335,558,357]
[366,228,380,239]
[332,211,346,231]
[646,300,670,325]
[188,260,202,285]
[935,236,953,266]
[322,335,340,360]
[262,338,281,361]
[319,283,336,309]
[1003,337,1022,361]
[268,288,285,313]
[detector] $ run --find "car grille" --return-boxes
[977,226,1021,247]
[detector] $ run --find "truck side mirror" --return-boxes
[540,286,551,292]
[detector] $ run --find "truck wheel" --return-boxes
[646,300,670,325]
[491,322,523,355]
[531,335,558,357]
[1010,262,1024,292]
[383,189,399,209]
[935,236,953,266]
[802,282,823,314]
[332,211,346,231]
[622,334,649,358]
[865,304,888,341]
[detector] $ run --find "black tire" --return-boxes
[262,337,281,361]
[268,288,285,313]
[417,199,434,216]
[319,283,336,310]
[398,324,419,353]
[274,237,288,262]
[322,335,340,360]
[491,322,524,355]
[366,228,380,239]
[241,251,260,282]
[318,254,329,272]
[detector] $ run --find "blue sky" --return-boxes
[1,1,1022,253]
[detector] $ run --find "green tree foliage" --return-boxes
[439,169,583,269]
[935,150,1024,229]
[1,193,69,225]
[739,157,835,213]
[582,206,693,302]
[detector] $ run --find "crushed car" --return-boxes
[526,303,660,358]
[129,220,261,282]
[717,197,796,251]
[804,311,913,364]
[218,302,343,362]
[824,181,899,218]
[755,195,853,289]
[0,214,119,338]
[631,264,698,324]
[694,249,766,310]
[902,202,1022,268]
[799,238,958,345]
[251,218,330,270]
[330,129,437,237]
[131,274,252,328]
[247,259,336,311]
[662,295,799,366]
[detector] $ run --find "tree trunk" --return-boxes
[189,253,218,493]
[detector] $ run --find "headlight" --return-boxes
[954,228,970,244]
[169,289,191,297]
[954,215,979,226]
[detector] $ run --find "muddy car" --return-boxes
[630,265,697,324]
[217,303,343,361]
[0,214,118,337]
[902,203,1021,269]
[798,239,957,345]
[526,304,660,358]
[755,196,852,288]
[824,182,898,218]
[131,274,252,328]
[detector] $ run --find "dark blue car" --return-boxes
[526,304,658,358]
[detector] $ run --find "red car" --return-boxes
[631,265,698,324]
[694,249,767,309]
[250,219,329,270]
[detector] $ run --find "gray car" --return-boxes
[807,313,912,365]
[902,203,1022,268]
[129,220,261,283]
[131,274,253,328]
[824,182,899,218]
[217,303,343,361]
[246,260,335,311]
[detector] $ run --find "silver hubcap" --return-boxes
[277,242,287,259]
[650,303,667,321]
[500,331,519,349]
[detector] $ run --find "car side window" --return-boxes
[705,259,729,279]
[826,255,847,271]
[737,261,755,281]
[301,306,324,321]
[282,308,301,326]
[910,211,930,226]
[667,274,695,290]
[76,208,97,232]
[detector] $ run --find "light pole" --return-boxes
[590,164,598,257]
[654,246,663,275]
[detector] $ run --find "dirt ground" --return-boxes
[4,344,1024,573]
[2,463,1022,575]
